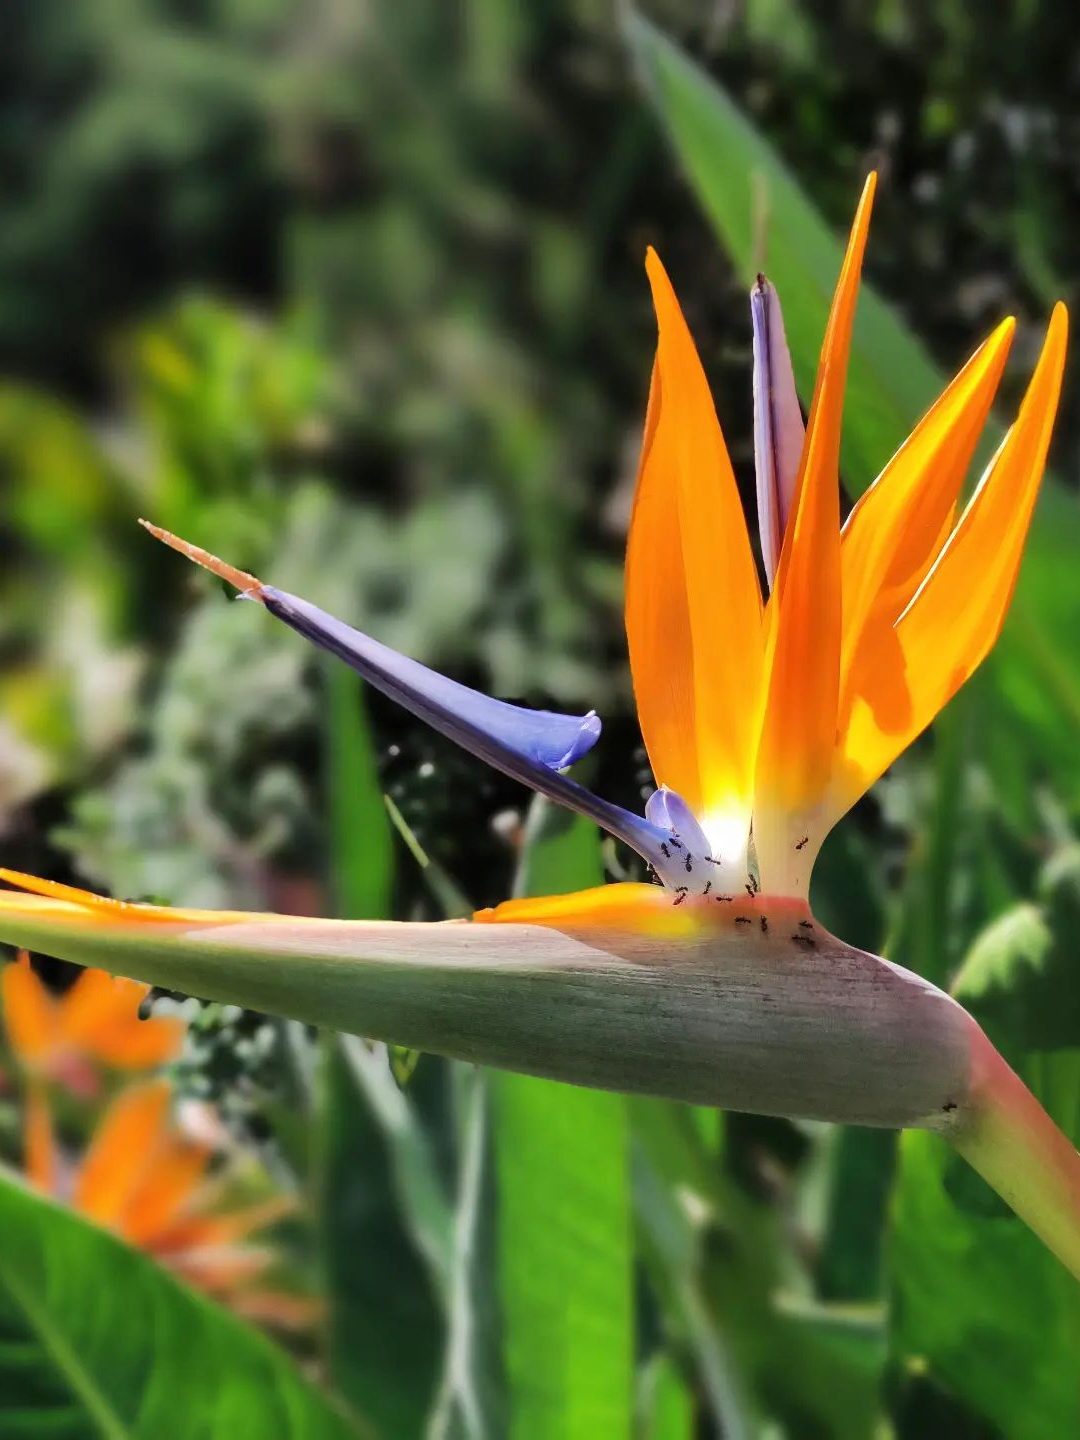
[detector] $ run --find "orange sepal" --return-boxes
[120,1135,212,1246]
[834,303,1068,816]
[61,968,184,1070]
[840,316,1015,709]
[1,952,58,1065]
[475,880,702,934]
[73,1080,171,1225]
[756,173,876,816]
[24,1082,59,1193]
[626,252,763,844]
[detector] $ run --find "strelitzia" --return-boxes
[24,1078,317,1329]
[2,952,183,1095]
[1,174,1078,1277]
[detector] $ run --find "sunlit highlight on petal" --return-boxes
[630,251,763,851]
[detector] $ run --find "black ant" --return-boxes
[669,837,684,850]
[798,920,813,930]
[746,873,760,895]
[759,915,768,933]
[684,854,693,873]
[660,842,671,858]
[735,916,752,926]
[794,835,809,851]
[791,933,816,949]
[714,894,733,903]
[703,881,712,896]
[672,886,689,907]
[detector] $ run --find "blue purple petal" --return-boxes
[645,786,713,857]
[259,586,711,892]
[751,276,805,587]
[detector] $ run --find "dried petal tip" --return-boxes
[138,519,265,598]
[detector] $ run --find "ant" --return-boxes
[672,886,689,907]
[714,894,733,903]
[791,933,816,949]
[684,854,693,873]
[759,915,768,933]
[794,835,809,851]
[746,873,760,895]
[798,920,813,930]
[660,842,671,858]
[735,916,752,926]
[703,881,712,896]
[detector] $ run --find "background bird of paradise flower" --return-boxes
[0,4,1079,1438]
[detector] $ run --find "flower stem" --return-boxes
[952,1028,1080,1281]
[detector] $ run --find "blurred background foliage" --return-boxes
[0,1,1078,1436]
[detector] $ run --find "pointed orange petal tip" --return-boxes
[0,868,186,926]
[138,519,265,598]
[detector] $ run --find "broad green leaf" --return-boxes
[892,1120,1080,1440]
[0,1171,356,1440]
[815,1128,896,1303]
[324,665,394,922]
[316,665,445,1437]
[494,800,633,1440]
[890,854,1080,1437]
[639,1354,694,1440]
[627,12,1080,806]
[315,1041,445,1438]
[632,1098,885,1440]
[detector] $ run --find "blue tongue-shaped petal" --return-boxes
[262,585,600,775]
[260,586,706,884]
[139,521,713,895]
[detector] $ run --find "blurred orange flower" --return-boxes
[1,950,184,1094]
[25,1078,320,1330]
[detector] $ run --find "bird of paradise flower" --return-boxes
[2,951,183,1094]
[23,1079,317,1329]
[1,956,315,1327]
[0,174,1077,1278]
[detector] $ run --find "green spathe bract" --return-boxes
[3,888,1079,1283]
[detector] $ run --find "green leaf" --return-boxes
[892,1122,1080,1440]
[639,1354,695,1440]
[627,12,1080,805]
[0,1171,356,1440]
[383,794,472,920]
[632,1098,884,1440]
[315,1041,445,1438]
[494,800,633,1440]
[317,664,446,1437]
[950,847,1080,1052]
[891,856,1080,1437]
[324,664,394,921]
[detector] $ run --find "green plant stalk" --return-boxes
[952,1029,1080,1280]
[1,897,1079,1279]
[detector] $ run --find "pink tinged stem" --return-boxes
[751,276,805,588]
[951,1029,1080,1281]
